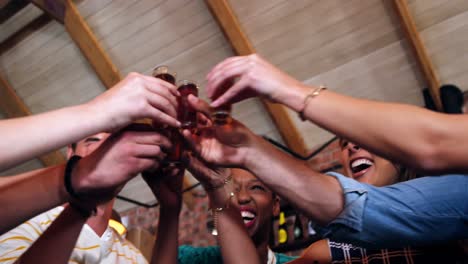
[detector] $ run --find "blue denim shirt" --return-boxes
[317,173,468,248]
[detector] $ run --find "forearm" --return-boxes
[16,205,87,264]
[0,103,105,171]
[151,206,180,264]
[296,88,468,173]
[244,136,344,225]
[208,187,260,264]
[0,166,69,234]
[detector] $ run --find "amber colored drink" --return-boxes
[152,66,181,163]
[154,73,176,85]
[177,81,198,131]
[152,66,176,85]
[166,128,182,164]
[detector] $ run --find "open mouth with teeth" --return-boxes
[240,210,256,228]
[350,158,374,178]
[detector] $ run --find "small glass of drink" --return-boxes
[152,66,181,163]
[152,65,176,85]
[177,80,199,132]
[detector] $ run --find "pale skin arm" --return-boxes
[205,54,468,174]
[0,72,180,172]
[0,124,171,236]
[286,239,331,264]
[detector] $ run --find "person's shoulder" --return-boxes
[275,252,297,263]
[0,206,64,238]
[178,245,222,264]
[107,231,147,263]
[179,245,220,255]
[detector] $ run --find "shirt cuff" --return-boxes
[317,172,369,236]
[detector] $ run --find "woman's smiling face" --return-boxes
[231,169,279,242]
[339,139,399,186]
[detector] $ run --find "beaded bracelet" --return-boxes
[211,191,235,236]
[204,174,233,192]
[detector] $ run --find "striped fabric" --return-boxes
[0,206,147,264]
[329,240,463,264]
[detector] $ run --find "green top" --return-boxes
[178,245,296,264]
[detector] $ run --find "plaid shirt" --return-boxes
[329,240,463,264]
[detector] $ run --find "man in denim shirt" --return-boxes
[321,172,467,248]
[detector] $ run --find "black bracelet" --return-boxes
[64,155,83,200]
[69,202,96,218]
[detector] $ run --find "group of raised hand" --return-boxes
[1,53,467,264]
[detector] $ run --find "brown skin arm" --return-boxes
[286,239,332,264]
[0,166,69,235]
[187,156,261,264]
[13,205,88,264]
[144,167,184,264]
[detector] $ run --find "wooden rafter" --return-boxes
[205,0,307,156]
[31,0,195,207]
[31,0,122,87]
[0,75,66,166]
[392,0,442,110]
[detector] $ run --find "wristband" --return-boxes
[69,202,96,218]
[64,155,83,200]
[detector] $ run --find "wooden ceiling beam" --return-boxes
[62,0,122,87]
[205,0,307,156]
[30,0,122,87]
[0,75,66,166]
[392,0,442,111]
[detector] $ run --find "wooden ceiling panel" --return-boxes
[0,0,29,24]
[82,0,165,45]
[107,0,212,71]
[73,0,113,19]
[0,3,43,43]
[408,0,468,31]
[292,40,426,146]
[415,2,468,90]
[1,22,69,87]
